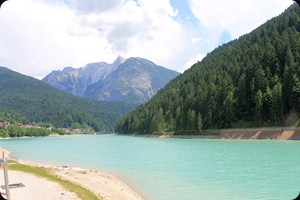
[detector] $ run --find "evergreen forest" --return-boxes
[116,5,300,135]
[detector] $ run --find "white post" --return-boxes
[2,153,10,200]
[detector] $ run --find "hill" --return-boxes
[116,4,300,135]
[0,67,135,131]
[43,57,179,104]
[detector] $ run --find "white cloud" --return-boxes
[71,0,188,70]
[0,0,196,77]
[189,0,293,47]
[183,54,206,72]
[69,0,124,13]
[0,0,76,78]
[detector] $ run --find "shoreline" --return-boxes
[130,127,300,140]
[0,147,146,200]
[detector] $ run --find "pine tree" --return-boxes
[254,90,263,126]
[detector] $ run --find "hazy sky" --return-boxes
[0,0,294,79]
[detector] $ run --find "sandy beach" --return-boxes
[0,147,146,200]
[2,170,80,200]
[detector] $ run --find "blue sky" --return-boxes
[0,0,294,78]
[170,0,198,24]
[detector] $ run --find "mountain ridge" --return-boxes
[43,56,125,97]
[43,56,179,104]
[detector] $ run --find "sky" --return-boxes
[0,0,294,79]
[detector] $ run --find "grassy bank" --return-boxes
[8,163,100,200]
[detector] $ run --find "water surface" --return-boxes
[0,134,299,200]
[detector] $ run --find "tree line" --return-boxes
[0,125,52,138]
[0,110,64,137]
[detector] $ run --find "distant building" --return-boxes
[0,122,11,127]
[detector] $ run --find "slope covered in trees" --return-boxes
[0,110,27,124]
[0,67,135,131]
[116,5,300,135]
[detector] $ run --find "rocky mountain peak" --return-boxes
[113,55,126,67]
[43,57,180,104]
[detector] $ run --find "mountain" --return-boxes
[116,4,300,135]
[43,56,125,97]
[0,67,135,131]
[43,57,179,104]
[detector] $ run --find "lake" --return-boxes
[0,134,299,200]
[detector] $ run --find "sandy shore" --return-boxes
[2,170,80,200]
[51,166,145,200]
[0,147,146,200]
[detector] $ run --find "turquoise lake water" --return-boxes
[0,134,299,200]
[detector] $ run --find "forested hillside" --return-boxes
[0,110,27,124]
[116,5,300,134]
[0,67,135,131]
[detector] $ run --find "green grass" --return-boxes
[8,163,100,200]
